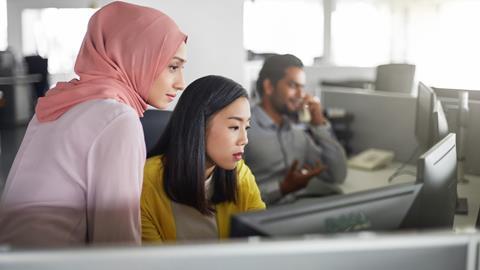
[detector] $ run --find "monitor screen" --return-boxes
[432,100,449,143]
[230,183,422,237]
[231,134,458,238]
[1,231,477,270]
[415,82,449,152]
[403,133,457,229]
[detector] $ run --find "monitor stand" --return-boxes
[456,197,468,215]
[456,163,469,215]
[455,90,469,215]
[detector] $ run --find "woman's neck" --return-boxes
[205,160,216,180]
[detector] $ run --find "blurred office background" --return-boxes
[1,0,480,188]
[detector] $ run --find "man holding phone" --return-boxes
[244,54,347,205]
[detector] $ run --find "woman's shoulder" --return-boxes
[235,160,255,186]
[145,155,163,166]
[71,98,136,118]
[233,160,266,210]
[62,99,140,132]
[144,155,165,185]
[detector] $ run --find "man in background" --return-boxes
[244,54,347,205]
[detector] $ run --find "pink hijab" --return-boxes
[35,1,187,122]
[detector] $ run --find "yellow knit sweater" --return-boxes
[141,156,266,243]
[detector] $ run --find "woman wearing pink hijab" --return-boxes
[0,1,187,247]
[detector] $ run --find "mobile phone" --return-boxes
[298,105,311,123]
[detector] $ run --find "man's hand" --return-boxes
[280,160,326,195]
[304,95,327,126]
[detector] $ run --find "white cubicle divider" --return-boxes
[321,86,480,175]
[0,231,479,270]
[463,100,480,176]
[321,87,418,163]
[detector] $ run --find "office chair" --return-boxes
[24,55,49,98]
[140,109,172,153]
[375,63,416,93]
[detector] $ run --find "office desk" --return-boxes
[338,162,480,228]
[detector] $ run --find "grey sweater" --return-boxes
[244,105,347,205]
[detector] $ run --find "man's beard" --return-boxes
[270,94,298,120]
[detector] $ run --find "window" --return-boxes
[331,0,480,89]
[331,0,391,67]
[406,1,480,89]
[0,0,6,50]
[22,8,97,74]
[244,0,324,65]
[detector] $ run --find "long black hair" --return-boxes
[148,75,248,215]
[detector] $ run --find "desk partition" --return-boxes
[321,87,417,163]
[322,87,480,176]
[0,231,479,270]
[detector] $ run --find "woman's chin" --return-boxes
[149,102,169,110]
[219,162,237,171]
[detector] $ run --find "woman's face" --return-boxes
[147,41,187,109]
[206,97,251,170]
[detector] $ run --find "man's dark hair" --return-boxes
[149,75,248,215]
[256,54,304,98]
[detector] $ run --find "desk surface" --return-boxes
[338,162,480,229]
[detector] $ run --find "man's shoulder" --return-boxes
[249,105,275,129]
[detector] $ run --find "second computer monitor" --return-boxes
[415,82,449,152]
[404,133,457,229]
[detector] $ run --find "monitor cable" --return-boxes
[388,147,419,183]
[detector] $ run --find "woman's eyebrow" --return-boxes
[227,116,251,122]
[172,56,186,63]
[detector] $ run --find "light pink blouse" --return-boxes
[0,99,146,248]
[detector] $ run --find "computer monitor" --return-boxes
[415,82,449,152]
[231,134,458,237]
[1,231,478,270]
[403,133,457,229]
[230,183,422,237]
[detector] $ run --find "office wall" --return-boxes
[322,87,480,176]
[6,0,245,87]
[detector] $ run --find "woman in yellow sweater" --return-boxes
[141,75,266,243]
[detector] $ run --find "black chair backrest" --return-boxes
[24,55,49,98]
[140,109,172,153]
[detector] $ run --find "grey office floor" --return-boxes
[0,124,28,191]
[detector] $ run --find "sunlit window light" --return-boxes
[331,0,391,67]
[0,0,7,50]
[407,1,480,90]
[244,0,324,65]
[22,8,97,74]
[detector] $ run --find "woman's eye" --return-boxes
[246,126,251,130]
[169,65,179,72]
[229,126,239,131]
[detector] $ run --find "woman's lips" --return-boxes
[166,94,176,101]
[233,152,243,161]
